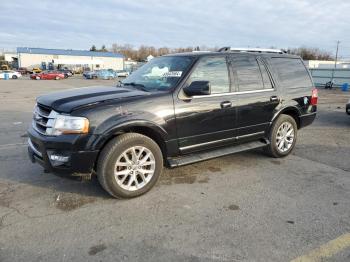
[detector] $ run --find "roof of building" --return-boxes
[17,47,124,58]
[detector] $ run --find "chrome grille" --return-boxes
[32,104,57,135]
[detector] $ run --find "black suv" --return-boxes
[28,48,317,198]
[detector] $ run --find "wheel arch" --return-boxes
[271,106,301,129]
[93,121,169,169]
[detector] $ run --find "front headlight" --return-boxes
[47,115,89,136]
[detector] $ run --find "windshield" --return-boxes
[122,56,194,91]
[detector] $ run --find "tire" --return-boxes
[265,114,297,158]
[36,76,40,80]
[97,133,163,199]
[12,75,18,79]
[55,76,60,80]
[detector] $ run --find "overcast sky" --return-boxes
[1,0,350,57]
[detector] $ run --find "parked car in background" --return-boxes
[0,70,22,79]
[17,67,30,75]
[97,69,116,80]
[83,71,98,79]
[57,69,73,78]
[116,70,130,77]
[31,68,42,74]
[346,99,350,115]
[30,71,65,80]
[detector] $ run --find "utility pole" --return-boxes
[330,40,340,85]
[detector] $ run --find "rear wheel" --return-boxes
[12,75,18,79]
[97,133,163,198]
[55,76,60,80]
[265,114,297,158]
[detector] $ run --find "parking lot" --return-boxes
[0,78,349,261]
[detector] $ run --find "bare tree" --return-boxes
[286,47,334,60]
[108,43,334,62]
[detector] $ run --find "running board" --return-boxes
[167,140,269,168]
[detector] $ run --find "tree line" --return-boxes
[90,44,334,61]
[285,47,333,61]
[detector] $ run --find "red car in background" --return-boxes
[30,71,65,80]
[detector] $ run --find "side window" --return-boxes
[188,56,230,94]
[233,56,264,92]
[270,58,313,89]
[257,59,273,89]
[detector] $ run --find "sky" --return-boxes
[1,0,350,57]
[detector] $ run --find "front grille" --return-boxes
[32,104,57,135]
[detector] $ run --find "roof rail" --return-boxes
[218,47,285,54]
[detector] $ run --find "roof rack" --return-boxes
[218,47,285,54]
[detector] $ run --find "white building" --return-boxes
[17,47,124,70]
[306,60,350,69]
[3,52,18,62]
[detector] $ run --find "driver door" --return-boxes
[174,56,237,154]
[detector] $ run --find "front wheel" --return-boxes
[265,114,297,158]
[12,75,18,79]
[97,133,163,198]
[55,76,60,80]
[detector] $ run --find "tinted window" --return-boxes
[270,58,312,89]
[188,56,230,94]
[233,56,264,91]
[258,59,273,89]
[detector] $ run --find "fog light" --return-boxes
[49,154,69,162]
[47,151,70,167]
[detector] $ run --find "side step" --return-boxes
[167,140,269,168]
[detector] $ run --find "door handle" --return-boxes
[220,101,232,108]
[270,96,279,102]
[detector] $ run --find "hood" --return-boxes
[37,86,149,113]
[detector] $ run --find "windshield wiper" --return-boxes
[123,82,149,92]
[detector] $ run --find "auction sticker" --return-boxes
[163,71,182,77]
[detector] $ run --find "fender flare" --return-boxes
[270,106,301,127]
[92,120,169,150]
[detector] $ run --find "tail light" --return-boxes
[310,88,318,105]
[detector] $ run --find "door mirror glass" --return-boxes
[183,81,211,96]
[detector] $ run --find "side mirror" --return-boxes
[183,81,211,97]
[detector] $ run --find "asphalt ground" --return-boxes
[0,76,349,261]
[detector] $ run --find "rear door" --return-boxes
[230,55,279,140]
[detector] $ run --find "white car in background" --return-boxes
[116,70,130,77]
[0,70,22,79]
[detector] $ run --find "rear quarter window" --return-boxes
[270,58,313,89]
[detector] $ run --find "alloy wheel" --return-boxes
[275,121,295,153]
[114,146,156,191]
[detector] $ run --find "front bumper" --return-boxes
[27,126,99,174]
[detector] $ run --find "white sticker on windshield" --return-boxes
[162,71,182,77]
